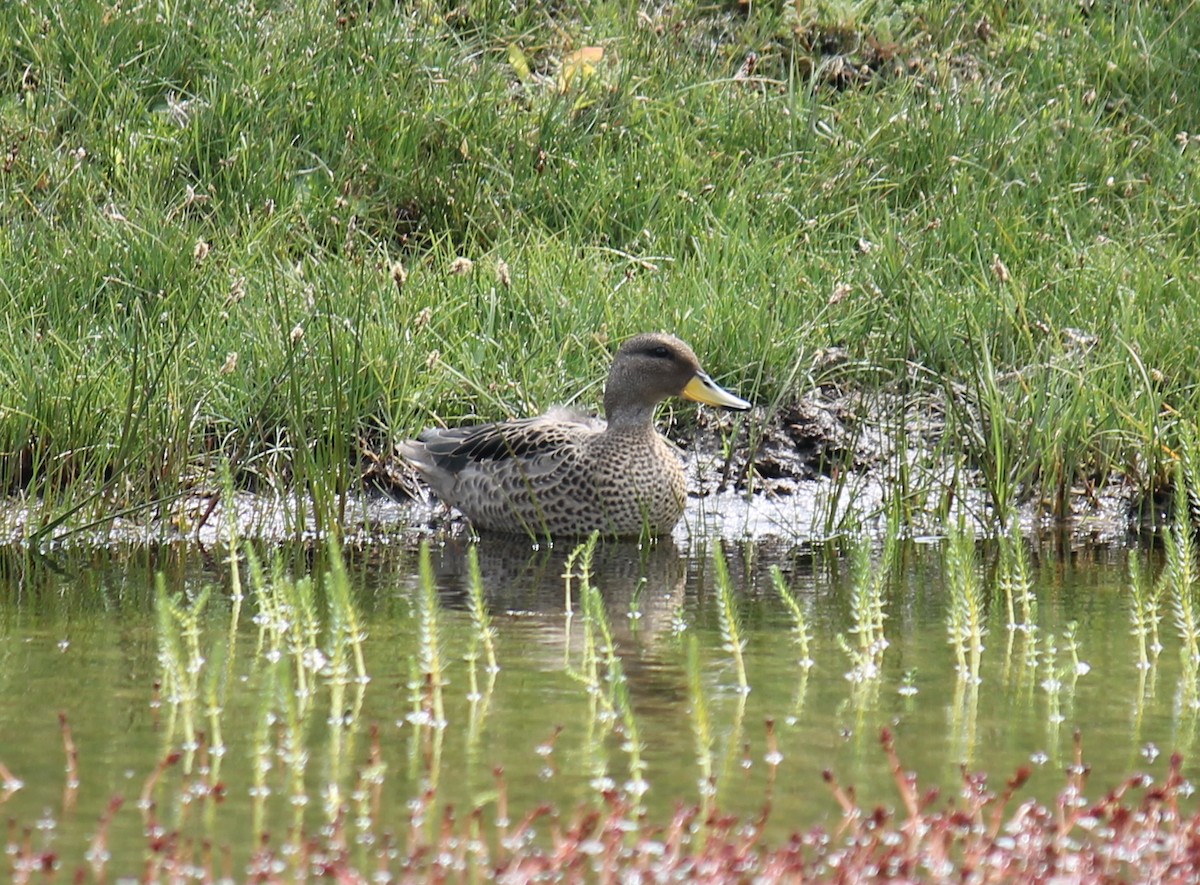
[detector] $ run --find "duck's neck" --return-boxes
[603,402,658,434]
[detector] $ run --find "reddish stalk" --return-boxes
[139,751,182,825]
[0,759,22,803]
[86,795,124,884]
[58,712,78,812]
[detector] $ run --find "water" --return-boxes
[0,530,1194,874]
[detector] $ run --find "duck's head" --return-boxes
[604,332,751,427]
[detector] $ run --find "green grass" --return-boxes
[3,0,1200,533]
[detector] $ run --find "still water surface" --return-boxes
[0,531,1192,869]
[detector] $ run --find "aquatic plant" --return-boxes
[1165,469,1200,662]
[8,719,1200,882]
[712,543,749,694]
[1180,422,1200,526]
[154,577,212,758]
[685,634,715,815]
[772,565,814,669]
[947,668,981,766]
[241,546,321,706]
[409,541,447,733]
[1128,553,1165,672]
[577,536,647,797]
[1040,629,1066,757]
[1063,621,1090,680]
[837,532,890,683]
[322,536,369,809]
[945,524,986,683]
[464,545,498,747]
[998,517,1037,632]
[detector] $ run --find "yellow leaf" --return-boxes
[507,43,531,81]
[558,46,604,92]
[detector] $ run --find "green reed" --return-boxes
[948,665,981,766]
[960,337,1026,527]
[414,541,446,729]
[1165,469,1200,662]
[463,545,498,754]
[998,517,1037,633]
[712,544,749,695]
[945,525,986,683]
[838,534,890,682]
[576,535,647,795]
[154,576,211,758]
[465,546,498,678]
[686,634,715,815]
[322,535,369,806]
[1128,553,1163,672]
[772,566,814,670]
[1040,630,1065,759]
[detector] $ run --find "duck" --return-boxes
[398,332,751,538]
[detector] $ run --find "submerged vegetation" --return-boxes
[5,523,1200,879]
[1,0,1199,536]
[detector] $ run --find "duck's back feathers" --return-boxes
[398,410,613,536]
[409,410,599,474]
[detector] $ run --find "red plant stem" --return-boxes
[58,712,78,813]
[369,724,383,821]
[988,766,1032,840]
[150,681,161,730]
[0,760,22,802]
[139,751,182,823]
[494,766,509,855]
[17,825,32,885]
[880,728,920,820]
[540,724,564,754]
[377,832,395,882]
[822,768,861,836]
[765,717,779,761]
[88,795,124,884]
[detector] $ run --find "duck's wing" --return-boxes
[414,414,596,474]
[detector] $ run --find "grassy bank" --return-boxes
[2,0,1199,535]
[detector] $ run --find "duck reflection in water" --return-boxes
[429,534,688,716]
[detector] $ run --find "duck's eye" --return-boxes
[650,345,673,360]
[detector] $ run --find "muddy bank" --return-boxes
[0,388,1146,549]
[375,386,1146,548]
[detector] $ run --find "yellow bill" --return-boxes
[682,372,751,410]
